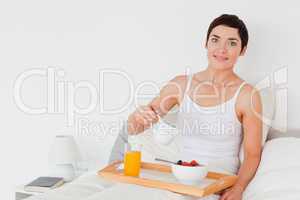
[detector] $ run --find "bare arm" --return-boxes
[127,76,186,134]
[221,85,263,200]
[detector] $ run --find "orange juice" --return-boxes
[124,151,141,177]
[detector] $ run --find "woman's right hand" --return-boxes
[127,105,159,135]
[127,75,184,135]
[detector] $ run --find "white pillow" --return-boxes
[243,137,300,200]
[253,137,300,173]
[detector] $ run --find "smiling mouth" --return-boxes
[213,55,229,62]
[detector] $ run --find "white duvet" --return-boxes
[27,137,300,200]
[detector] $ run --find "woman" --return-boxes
[127,14,262,200]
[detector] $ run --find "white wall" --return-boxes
[0,0,299,199]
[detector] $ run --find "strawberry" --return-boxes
[190,160,199,166]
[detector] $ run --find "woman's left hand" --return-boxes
[219,186,243,200]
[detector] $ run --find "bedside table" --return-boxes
[15,182,69,200]
[15,170,86,199]
[15,185,43,200]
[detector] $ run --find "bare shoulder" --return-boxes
[167,75,189,91]
[239,83,261,99]
[171,71,205,89]
[171,75,188,84]
[237,83,262,112]
[149,74,189,111]
[158,75,189,103]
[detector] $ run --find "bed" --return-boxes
[25,87,300,200]
[25,130,300,200]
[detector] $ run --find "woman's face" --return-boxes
[206,25,246,70]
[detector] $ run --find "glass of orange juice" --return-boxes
[124,143,142,177]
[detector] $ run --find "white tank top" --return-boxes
[177,74,246,174]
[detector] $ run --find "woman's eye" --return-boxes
[211,38,218,43]
[230,41,237,46]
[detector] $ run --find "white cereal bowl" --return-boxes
[171,164,208,185]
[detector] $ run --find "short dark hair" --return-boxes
[206,14,249,52]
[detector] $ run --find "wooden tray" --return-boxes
[98,160,238,198]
